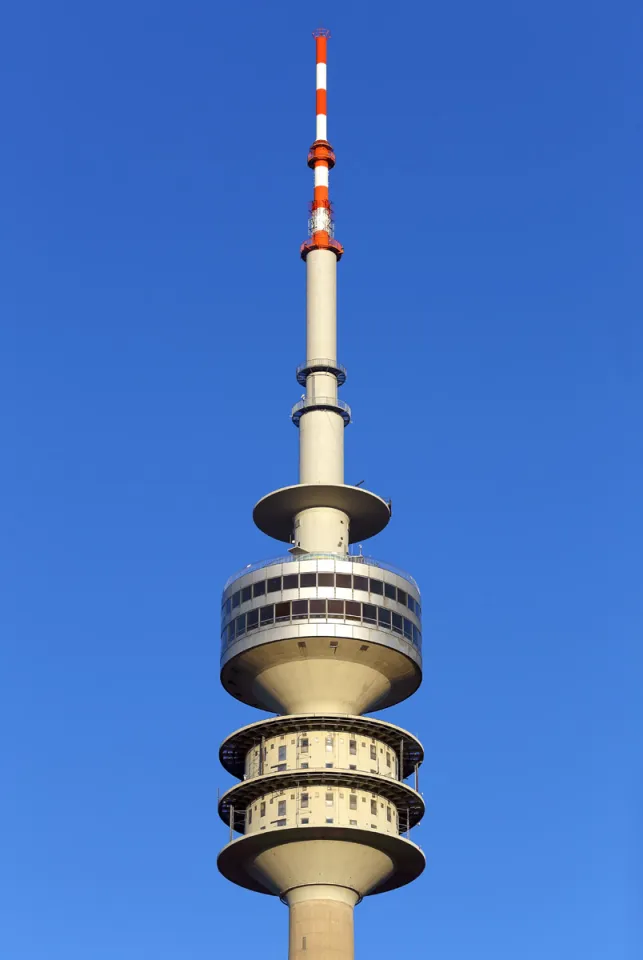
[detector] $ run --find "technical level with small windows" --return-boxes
[218,30,425,960]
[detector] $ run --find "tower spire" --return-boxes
[218,31,425,960]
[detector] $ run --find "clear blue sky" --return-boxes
[2,1,640,958]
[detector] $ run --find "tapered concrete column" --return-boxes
[287,885,358,960]
[306,250,337,361]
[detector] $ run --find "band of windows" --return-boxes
[221,598,422,650]
[222,572,421,619]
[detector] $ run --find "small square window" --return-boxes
[277,801,286,817]
[336,573,351,589]
[267,576,281,594]
[325,762,333,768]
[301,817,309,824]
[384,583,396,601]
[300,737,309,752]
[300,762,309,769]
[326,818,334,824]
[349,819,357,825]
[353,575,368,592]
[276,819,287,827]
[392,612,403,634]
[241,586,252,603]
[397,588,407,606]
[283,574,298,590]
[253,581,266,598]
[300,572,316,588]
[276,763,287,771]
[232,591,240,609]
[369,578,383,595]
[349,764,356,770]
[247,609,259,630]
[318,572,334,587]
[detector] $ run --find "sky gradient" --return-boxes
[2,2,640,958]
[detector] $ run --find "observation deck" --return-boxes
[220,553,423,714]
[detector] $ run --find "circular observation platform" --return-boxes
[296,359,347,387]
[220,714,423,781]
[291,397,351,427]
[218,769,424,832]
[218,826,426,900]
[253,484,391,544]
[220,555,422,714]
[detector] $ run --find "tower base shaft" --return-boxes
[287,885,357,959]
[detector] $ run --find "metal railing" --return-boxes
[224,553,419,591]
[291,396,351,426]
[296,358,347,387]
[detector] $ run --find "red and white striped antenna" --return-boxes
[301,28,344,261]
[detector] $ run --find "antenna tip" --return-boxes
[312,27,331,39]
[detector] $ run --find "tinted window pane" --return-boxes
[345,600,361,621]
[392,612,403,634]
[328,599,344,617]
[283,574,298,590]
[300,572,316,588]
[227,622,235,643]
[353,575,368,592]
[275,601,290,622]
[384,583,396,600]
[225,598,232,615]
[241,586,252,603]
[260,604,274,625]
[253,581,266,598]
[267,576,281,594]
[397,588,407,607]
[247,609,259,630]
[413,625,421,647]
[232,591,240,609]
[336,573,351,589]
[403,617,413,639]
[236,614,246,636]
[369,578,383,595]
[318,572,334,587]
[292,599,308,619]
[378,607,391,628]
[310,599,326,618]
[416,602,422,619]
[363,604,377,624]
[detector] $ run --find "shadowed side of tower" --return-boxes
[218,29,425,959]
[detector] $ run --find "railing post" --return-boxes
[230,804,234,843]
[399,738,404,781]
[414,762,419,793]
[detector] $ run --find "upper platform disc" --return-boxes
[253,484,391,544]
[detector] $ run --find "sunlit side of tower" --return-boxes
[218,30,425,959]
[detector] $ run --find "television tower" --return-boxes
[218,30,425,959]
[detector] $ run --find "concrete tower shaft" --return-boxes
[218,30,425,960]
